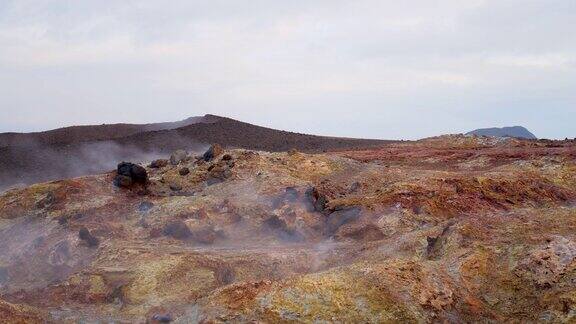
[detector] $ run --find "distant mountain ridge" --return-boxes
[466,126,537,139]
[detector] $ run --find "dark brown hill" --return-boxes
[0,115,390,190]
[0,115,217,147]
[114,115,388,152]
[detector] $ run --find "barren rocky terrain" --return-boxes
[0,135,575,323]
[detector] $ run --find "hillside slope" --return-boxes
[0,115,389,190]
[0,115,216,148]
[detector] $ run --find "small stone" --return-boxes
[203,144,224,162]
[78,227,99,247]
[215,265,235,285]
[150,159,169,168]
[170,150,188,165]
[222,154,233,161]
[349,182,361,193]
[306,187,328,212]
[151,313,173,323]
[169,183,182,191]
[114,175,133,188]
[179,167,190,176]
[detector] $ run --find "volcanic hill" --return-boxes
[0,115,389,191]
[466,126,537,139]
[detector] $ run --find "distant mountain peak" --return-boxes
[466,126,537,139]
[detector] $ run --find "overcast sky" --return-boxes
[0,0,574,139]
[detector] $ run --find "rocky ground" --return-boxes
[0,136,575,323]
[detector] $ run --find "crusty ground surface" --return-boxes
[0,135,575,323]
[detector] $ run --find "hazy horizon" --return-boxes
[1,0,575,140]
[0,113,553,141]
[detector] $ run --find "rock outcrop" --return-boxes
[114,162,148,187]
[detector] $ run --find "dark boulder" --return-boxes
[129,165,147,183]
[170,150,188,165]
[78,227,99,247]
[179,167,190,176]
[115,162,147,187]
[306,187,328,212]
[203,144,224,162]
[221,154,233,161]
[114,175,133,188]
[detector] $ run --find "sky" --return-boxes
[0,0,574,140]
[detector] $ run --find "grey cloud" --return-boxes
[0,0,574,139]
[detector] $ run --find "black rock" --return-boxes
[114,175,133,188]
[78,227,99,247]
[115,162,148,187]
[221,154,233,161]
[152,314,173,323]
[306,187,328,212]
[203,144,224,162]
[179,167,190,176]
[150,159,169,169]
[130,166,148,184]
